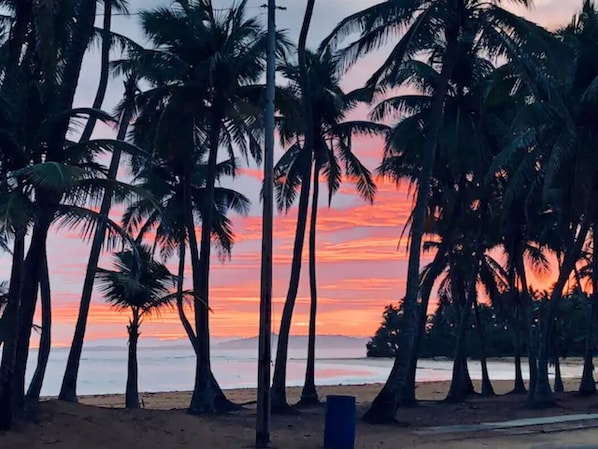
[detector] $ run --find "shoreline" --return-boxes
[37,356,587,406]
[68,377,582,409]
[34,356,587,400]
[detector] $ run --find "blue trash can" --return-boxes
[324,395,356,449]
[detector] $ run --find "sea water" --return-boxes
[25,337,582,397]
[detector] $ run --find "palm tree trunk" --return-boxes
[299,163,320,406]
[0,235,25,431]
[514,252,537,402]
[446,281,475,403]
[402,242,450,406]
[527,302,539,404]
[26,250,52,405]
[552,328,564,393]
[508,252,527,394]
[528,348,538,403]
[79,0,112,143]
[447,225,486,403]
[402,299,425,407]
[47,0,97,162]
[125,310,140,409]
[402,356,418,407]
[271,167,312,411]
[271,0,317,413]
[512,320,527,394]
[473,297,494,396]
[363,38,459,424]
[187,132,234,414]
[579,223,597,395]
[186,187,213,414]
[533,220,590,406]
[553,352,564,393]
[189,125,219,414]
[13,207,53,418]
[512,304,527,394]
[60,80,135,402]
[176,243,200,352]
[463,356,474,395]
[175,243,227,404]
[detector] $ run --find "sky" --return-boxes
[0,0,585,346]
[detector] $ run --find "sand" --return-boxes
[3,378,598,448]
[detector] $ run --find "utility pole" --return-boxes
[256,0,277,447]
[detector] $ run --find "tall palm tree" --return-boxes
[60,0,144,403]
[272,48,383,409]
[260,0,317,412]
[116,0,277,411]
[323,0,555,422]
[60,74,139,403]
[375,46,507,403]
[96,245,179,409]
[556,0,598,397]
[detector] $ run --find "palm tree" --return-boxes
[121,148,250,411]
[272,48,383,409]
[323,0,555,422]
[555,0,598,397]
[258,0,317,412]
[60,0,145,402]
[60,74,139,403]
[0,0,148,427]
[375,46,511,403]
[96,245,178,409]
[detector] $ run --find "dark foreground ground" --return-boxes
[3,379,598,448]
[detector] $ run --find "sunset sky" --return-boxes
[0,0,584,346]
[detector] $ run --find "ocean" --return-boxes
[26,335,583,397]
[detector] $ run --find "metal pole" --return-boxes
[256,0,276,446]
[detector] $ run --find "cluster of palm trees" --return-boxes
[348,0,598,423]
[0,0,597,434]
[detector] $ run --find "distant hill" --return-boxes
[49,336,241,351]
[47,335,368,352]
[214,334,368,350]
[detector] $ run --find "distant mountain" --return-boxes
[214,334,368,350]
[50,336,241,351]
[48,335,368,352]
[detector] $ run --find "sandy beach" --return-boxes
[4,378,598,448]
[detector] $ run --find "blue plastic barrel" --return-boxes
[323,395,356,449]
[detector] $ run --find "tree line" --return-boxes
[367,292,593,366]
[1,0,598,432]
